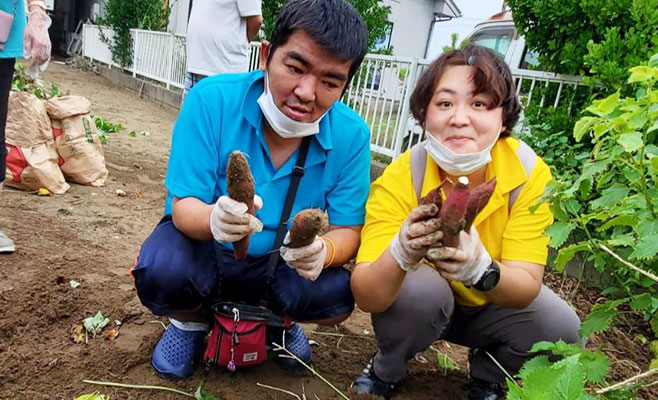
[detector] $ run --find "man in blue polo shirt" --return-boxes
[131,0,370,380]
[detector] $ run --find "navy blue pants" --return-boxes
[0,58,15,183]
[132,216,354,321]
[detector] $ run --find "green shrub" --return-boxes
[506,0,658,92]
[96,0,170,68]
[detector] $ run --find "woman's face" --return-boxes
[424,65,505,154]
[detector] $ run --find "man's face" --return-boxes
[263,30,352,123]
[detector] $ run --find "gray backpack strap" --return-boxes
[410,140,428,204]
[509,140,537,212]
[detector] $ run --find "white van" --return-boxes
[467,11,543,75]
[467,11,582,88]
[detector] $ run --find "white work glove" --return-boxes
[389,204,442,272]
[209,195,263,243]
[427,226,491,285]
[23,9,52,78]
[279,233,327,281]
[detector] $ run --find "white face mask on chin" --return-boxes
[257,75,327,139]
[425,126,502,176]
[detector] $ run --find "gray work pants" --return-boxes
[372,264,581,383]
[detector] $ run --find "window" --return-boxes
[373,23,393,52]
[469,27,514,59]
[519,46,542,71]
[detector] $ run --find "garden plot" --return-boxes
[0,62,655,399]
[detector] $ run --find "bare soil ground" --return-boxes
[0,62,656,400]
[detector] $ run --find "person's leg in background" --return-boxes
[180,72,208,106]
[0,57,16,254]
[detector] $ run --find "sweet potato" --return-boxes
[288,209,329,248]
[438,176,470,248]
[420,179,448,209]
[226,151,254,260]
[463,178,497,231]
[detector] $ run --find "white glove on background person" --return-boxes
[209,195,263,243]
[389,204,442,272]
[427,226,491,285]
[23,9,52,77]
[279,233,327,281]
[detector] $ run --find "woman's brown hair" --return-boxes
[409,44,521,137]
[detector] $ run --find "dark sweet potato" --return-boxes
[226,151,254,260]
[420,179,449,209]
[463,177,497,231]
[288,209,329,248]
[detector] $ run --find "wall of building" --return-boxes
[383,0,435,58]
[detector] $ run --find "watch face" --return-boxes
[482,272,498,290]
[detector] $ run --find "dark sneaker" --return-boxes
[351,356,400,399]
[268,324,312,371]
[463,378,504,400]
[0,230,15,253]
[151,323,207,380]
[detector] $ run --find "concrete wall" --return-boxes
[384,0,436,58]
[98,65,182,110]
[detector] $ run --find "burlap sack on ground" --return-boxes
[45,96,108,187]
[4,92,70,194]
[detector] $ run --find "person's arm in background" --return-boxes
[23,0,51,72]
[246,15,262,42]
[238,0,262,42]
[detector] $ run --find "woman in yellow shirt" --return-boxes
[350,45,581,400]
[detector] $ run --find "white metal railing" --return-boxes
[83,25,186,89]
[82,25,585,160]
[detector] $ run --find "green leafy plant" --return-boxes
[441,33,471,54]
[436,351,459,372]
[505,0,658,92]
[505,340,642,399]
[74,393,109,400]
[93,116,124,144]
[83,311,110,337]
[194,381,218,400]
[541,54,658,335]
[11,61,62,99]
[96,0,170,67]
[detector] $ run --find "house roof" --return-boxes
[435,0,462,19]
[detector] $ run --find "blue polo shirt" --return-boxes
[164,70,371,256]
[0,0,26,59]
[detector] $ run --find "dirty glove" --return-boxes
[209,195,263,243]
[427,227,491,285]
[389,204,442,272]
[279,233,327,281]
[23,9,52,78]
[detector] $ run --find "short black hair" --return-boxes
[267,0,369,82]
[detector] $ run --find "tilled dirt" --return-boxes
[0,62,655,400]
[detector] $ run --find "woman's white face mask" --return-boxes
[257,75,327,139]
[425,126,502,176]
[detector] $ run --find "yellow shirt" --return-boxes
[356,137,554,306]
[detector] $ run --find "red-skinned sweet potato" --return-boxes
[420,179,448,209]
[463,177,497,231]
[226,151,254,260]
[438,176,470,248]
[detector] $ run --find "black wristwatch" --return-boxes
[473,261,500,291]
